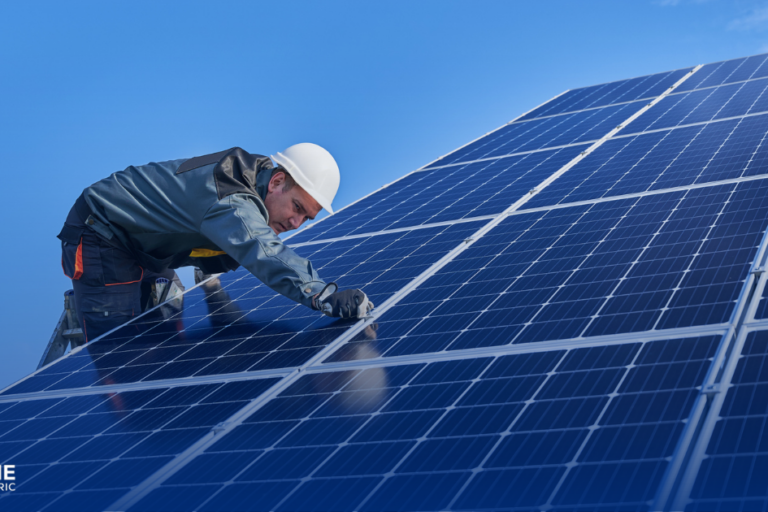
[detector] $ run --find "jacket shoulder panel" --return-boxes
[176,148,234,174]
[213,148,273,200]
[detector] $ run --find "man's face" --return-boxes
[264,171,323,235]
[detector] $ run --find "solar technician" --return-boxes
[58,143,373,343]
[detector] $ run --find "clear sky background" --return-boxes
[1,0,767,390]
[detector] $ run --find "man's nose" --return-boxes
[289,216,302,229]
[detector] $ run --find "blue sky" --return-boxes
[1,0,767,390]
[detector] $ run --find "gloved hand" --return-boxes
[313,283,374,319]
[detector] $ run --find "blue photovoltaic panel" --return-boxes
[290,145,585,244]
[424,101,644,169]
[518,68,693,121]
[627,78,768,134]
[753,285,768,320]
[329,180,768,362]
[6,53,768,512]
[4,221,483,396]
[0,379,278,512]
[676,54,768,93]
[524,114,768,209]
[129,336,719,512]
[686,329,768,511]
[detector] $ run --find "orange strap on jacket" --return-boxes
[73,239,84,280]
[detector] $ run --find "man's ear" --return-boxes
[268,171,285,194]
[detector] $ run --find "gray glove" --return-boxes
[313,283,374,319]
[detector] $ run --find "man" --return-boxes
[58,143,372,343]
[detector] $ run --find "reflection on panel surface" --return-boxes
[329,180,768,362]
[519,68,692,121]
[5,222,483,396]
[130,336,717,512]
[0,379,278,512]
[290,145,585,244]
[525,114,768,209]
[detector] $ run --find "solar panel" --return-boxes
[519,68,694,121]
[4,221,484,396]
[0,379,280,512]
[289,145,586,243]
[525,111,768,209]
[326,181,768,361]
[676,55,768,93]
[127,335,719,512]
[4,54,768,511]
[628,77,768,132]
[423,101,646,169]
[683,329,768,511]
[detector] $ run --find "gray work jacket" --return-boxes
[66,147,325,308]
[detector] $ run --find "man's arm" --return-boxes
[199,193,325,308]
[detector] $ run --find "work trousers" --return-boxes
[60,207,184,343]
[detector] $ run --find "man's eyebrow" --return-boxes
[295,199,315,220]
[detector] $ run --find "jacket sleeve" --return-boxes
[199,193,326,308]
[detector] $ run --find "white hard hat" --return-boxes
[270,143,340,214]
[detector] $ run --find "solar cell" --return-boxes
[126,335,719,512]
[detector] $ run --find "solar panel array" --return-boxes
[3,54,768,511]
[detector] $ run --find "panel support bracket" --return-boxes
[701,383,721,397]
